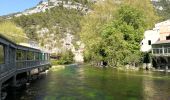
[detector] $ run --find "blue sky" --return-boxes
[0,0,42,16]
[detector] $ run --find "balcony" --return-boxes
[152,47,170,56]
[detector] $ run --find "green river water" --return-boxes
[6,64,170,100]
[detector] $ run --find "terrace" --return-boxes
[152,40,170,56]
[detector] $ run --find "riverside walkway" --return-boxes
[0,35,51,100]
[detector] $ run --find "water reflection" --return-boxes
[142,72,170,100]
[5,65,170,100]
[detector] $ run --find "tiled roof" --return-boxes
[160,32,170,34]
[153,40,170,44]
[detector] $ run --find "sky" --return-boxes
[0,0,42,16]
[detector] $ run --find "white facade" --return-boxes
[140,20,170,52]
[140,30,159,52]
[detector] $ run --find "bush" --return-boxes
[51,50,74,65]
[58,50,74,64]
[50,59,60,65]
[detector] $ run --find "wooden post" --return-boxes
[146,63,148,70]
[12,75,17,87]
[158,65,161,70]
[27,71,31,81]
[162,46,164,55]
[25,51,28,68]
[165,57,168,72]
[165,66,168,72]
[0,82,2,100]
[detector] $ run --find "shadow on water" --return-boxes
[5,64,170,100]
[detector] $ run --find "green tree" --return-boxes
[80,0,119,64]
[156,0,170,20]
[58,50,74,64]
[80,0,158,67]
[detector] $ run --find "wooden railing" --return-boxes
[152,47,170,56]
[0,60,50,80]
[16,60,49,69]
[0,63,16,77]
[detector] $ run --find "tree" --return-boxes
[156,0,170,20]
[100,23,128,67]
[58,50,74,64]
[80,0,119,64]
[80,0,158,67]
[123,0,159,28]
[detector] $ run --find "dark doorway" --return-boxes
[166,35,170,40]
[148,40,151,45]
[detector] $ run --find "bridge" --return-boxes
[0,35,51,100]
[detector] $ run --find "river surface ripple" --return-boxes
[5,65,170,100]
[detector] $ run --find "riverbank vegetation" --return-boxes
[80,0,159,67]
[51,50,74,65]
[0,0,163,68]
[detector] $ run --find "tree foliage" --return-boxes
[51,50,74,65]
[80,0,158,67]
[12,6,83,41]
[156,0,170,20]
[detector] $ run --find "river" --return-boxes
[5,64,170,100]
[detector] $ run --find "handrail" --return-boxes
[0,60,50,80]
[16,60,49,62]
[152,47,170,49]
[152,47,170,55]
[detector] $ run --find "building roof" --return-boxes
[0,33,16,45]
[0,33,43,52]
[160,32,170,34]
[153,40,170,44]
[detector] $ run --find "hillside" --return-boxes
[1,0,94,53]
[3,0,94,18]
[11,6,82,52]
[0,0,160,55]
[0,21,27,43]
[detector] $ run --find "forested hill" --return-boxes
[15,6,83,51]
[2,0,93,53]
[12,6,83,41]
[0,0,167,58]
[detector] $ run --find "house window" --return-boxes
[16,50,26,60]
[0,44,4,64]
[164,48,168,53]
[148,40,151,45]
[27,51,34,60]
[166,35,170,40]
[140,42,143,45]
[35,52,39,60]
[9,47,15,63]
[160,49,163,54]
[168,48,170,53]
